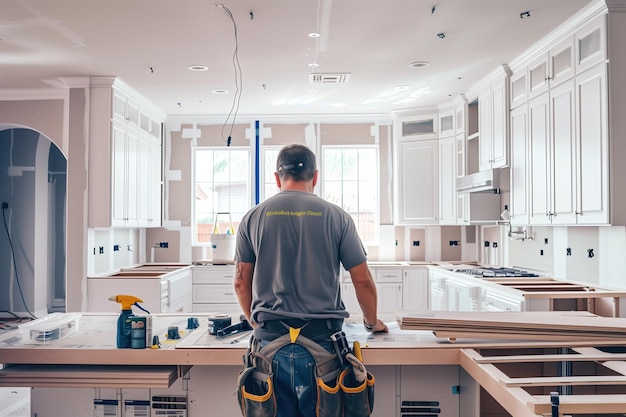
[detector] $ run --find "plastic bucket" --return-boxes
[210,234,236,260]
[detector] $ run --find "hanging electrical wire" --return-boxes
[2,203,37,320]
[218,4,243,147]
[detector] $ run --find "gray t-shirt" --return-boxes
[235,190,367,323]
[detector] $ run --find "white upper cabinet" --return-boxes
[438,136,456,225]
[509,105,529,225]
[395,113,437,142]
[438,108,455,139]
[527,36,575,101]
[395,139,439,225]
[393,111,440,225]
[575,13,607,74]
[507,4,623,226]
[466,66,511,172]
[575,64,608,224]
[89,77,164,228]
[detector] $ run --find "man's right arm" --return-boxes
[349,262,388,333]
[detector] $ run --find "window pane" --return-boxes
[324,181,342,206]
[264,150,278,182]
[193,147,250,244]
[342,149,358,180]
[324,148,343,179]
[342,181,358,213]
[322,145,379,245]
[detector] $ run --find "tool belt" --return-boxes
[236,322,375,417]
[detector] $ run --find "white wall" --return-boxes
[506,225,626,289]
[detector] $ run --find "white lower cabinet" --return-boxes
[192,265,240,313]
[429,271,449,311]
[343,266,429,316]
[375,269,403,315]
[483,289,523,312]
[445,277,483,312]
[402,268,428,312]
[377,282,403,315]
[400,365,462,417]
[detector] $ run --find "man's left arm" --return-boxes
[233,260,256,326]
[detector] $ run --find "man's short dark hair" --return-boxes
[276,144,316,181]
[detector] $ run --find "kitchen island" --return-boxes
[1,313,626,416]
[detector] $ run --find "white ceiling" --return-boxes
[1,0,594,118]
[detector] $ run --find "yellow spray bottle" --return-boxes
[109,295,149,348]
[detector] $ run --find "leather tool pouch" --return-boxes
[236,365,276,417]
[236,333,375,417]
[338,367,375,417]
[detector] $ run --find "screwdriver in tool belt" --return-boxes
[353,341,362,361]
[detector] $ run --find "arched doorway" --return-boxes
[0,127,66,318]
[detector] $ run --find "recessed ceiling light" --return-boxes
[188,65,209,71]
[212,89,229,94]
[395,85,410,91]
[308,32,320,38]
[409,61,430,69]
[308,63,319,68]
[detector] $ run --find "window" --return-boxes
[321,146,379,244]
[193,147,250,244]
[261,146,280,202]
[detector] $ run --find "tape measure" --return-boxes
[208,314,232,336]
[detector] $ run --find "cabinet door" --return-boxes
[111,121,127,226]
[377,283,402,315]
[402,269,428,311]
[137,133,151,227]
[483,291,523,312]
[528,53,550,100]
[509,105,529,225]
[576,64,608,224]
[491,79,508,168]
[396,140,438,224]
[400,365,460,417]
[550,79,577,224]
[528,94,552,225]
[438,110,455,138]
[575,14,607,74]
[395,114,437,141]
[510,70,527,109]
[125,126,139,227]
[429,273,448,311]
[478,89,493,171]
[148,137,162,226]
[438,137,456,224]
[550,36,575,87]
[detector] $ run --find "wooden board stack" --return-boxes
[397,311,626,342]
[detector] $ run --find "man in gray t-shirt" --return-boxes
[234,143,387,417]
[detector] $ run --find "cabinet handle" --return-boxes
[575,211,582,215]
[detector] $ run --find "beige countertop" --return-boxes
[1,313,622,367]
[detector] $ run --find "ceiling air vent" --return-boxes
[309,73,352,84]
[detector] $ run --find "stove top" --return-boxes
[452,267,540,278]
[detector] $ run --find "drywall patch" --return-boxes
[166,170,181,181]
[182,127,201,139]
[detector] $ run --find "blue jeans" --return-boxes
[260,339,335,417]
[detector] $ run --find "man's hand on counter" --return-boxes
[365,318,389,333]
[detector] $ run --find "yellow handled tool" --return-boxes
[353,340,362,361]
